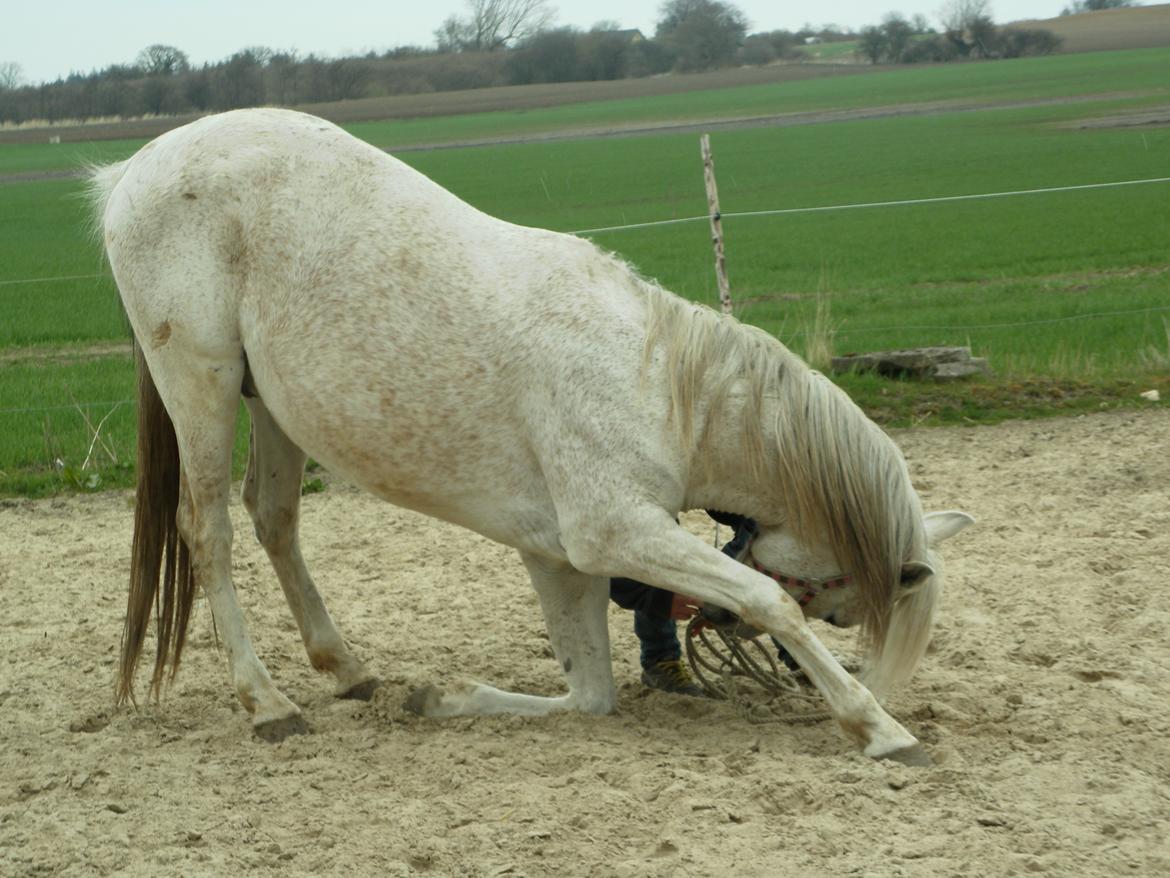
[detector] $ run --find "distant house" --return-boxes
[611,29,646,44]
[804,36,822,45]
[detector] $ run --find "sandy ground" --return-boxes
[1,408,1168,876]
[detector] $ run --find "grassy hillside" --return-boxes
[1009,4,1170,53]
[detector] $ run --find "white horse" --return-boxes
[89,108,972,764]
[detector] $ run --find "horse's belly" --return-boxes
[248,337,560,547]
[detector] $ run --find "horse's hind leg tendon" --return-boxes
[148,345,305,739]
[242,398,379,699]
[407,553,615,718]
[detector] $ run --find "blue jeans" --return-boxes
[634,610,680,670]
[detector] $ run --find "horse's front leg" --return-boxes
[407,552,615,718]
[745,603,927,764]
[567,513,928,765]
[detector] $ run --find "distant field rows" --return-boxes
[2,48,1168,494]
[3,47,1169,175]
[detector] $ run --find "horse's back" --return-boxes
[101,108,499,277]
[97,109,667,547]
[102,107,638,353]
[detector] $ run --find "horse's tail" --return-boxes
[117,344,195,705]
[88,161,196,705]
[84,160,131,245]
[860,566,942,701]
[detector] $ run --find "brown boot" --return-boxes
[641,659,707,697]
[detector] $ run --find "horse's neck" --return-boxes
[681,384,782,523]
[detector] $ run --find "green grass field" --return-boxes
[1,48,1168,496]
[803,40,860,62]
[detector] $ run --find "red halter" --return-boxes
[748,555,853,607]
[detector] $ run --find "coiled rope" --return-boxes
[684,616,852,725]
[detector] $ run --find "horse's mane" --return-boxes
[639,284,929,677]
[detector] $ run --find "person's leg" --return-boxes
[634,610,680,669]
[634,610,704,696]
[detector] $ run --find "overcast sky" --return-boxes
[4,0,1122,86]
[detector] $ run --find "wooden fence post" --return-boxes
[700,134,732,314]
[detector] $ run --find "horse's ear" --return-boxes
[924,510,976,545]
[900,560,935,588]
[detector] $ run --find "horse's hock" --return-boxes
[830,346,991,381]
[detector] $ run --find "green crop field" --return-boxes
[803,41,860,62]
[2,47,1168,496]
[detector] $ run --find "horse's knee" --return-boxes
[558,521,628,577]
[558,536,603,576]
[741,585,806,636]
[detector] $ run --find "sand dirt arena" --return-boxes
[1,408,1168,876]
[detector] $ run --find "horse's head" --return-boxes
[739,522,858,626]
[749,510,973,628]
[746,510,974,695]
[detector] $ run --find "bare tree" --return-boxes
[136,44,190,76]
[0,61,23,90]
[881,13,915,61]
[938,0,992,32]
[938,0,996,56]
[435,0,554,52]
[858,26,886,63]
[237,46,275,66]
[655,0,749,72]
[216,50,265,108]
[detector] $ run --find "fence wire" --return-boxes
[0,399,133,416]
[0,272,107,287]
[569,176,1170,235]
[5,176,1169,289]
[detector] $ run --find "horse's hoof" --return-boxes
[339,678,382,701]
[879,743,933,767]
[253,713,311,743]
[404,684,444,716]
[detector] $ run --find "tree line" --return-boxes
[0,0,1074,126]
[0,1,853,125]
[857,0,1062,65]
[1061,0,1134,14]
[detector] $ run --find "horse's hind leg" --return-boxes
[145,348,305,739]
[242,398,379,699]
[523,554,616,714]
[407,553,615,718]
